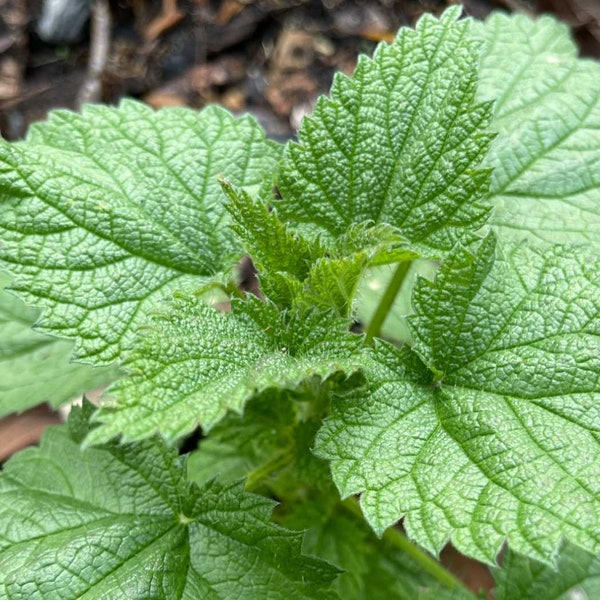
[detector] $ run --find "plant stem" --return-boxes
[244,449,294,492]
[344,497,469,592]
[365,260,412,344]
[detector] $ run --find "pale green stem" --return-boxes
[244,449,295,492]
[344,497,468,592]
[365,260,412,344]
[243,449,467,591]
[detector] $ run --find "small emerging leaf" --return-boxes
[332,222,417,267]
[221,179,322,307]
[223,182,416,317]
[298,253,368,318]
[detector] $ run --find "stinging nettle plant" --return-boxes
[1,6,600,598]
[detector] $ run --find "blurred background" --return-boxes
[1,0,599,142]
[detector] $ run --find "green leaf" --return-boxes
[0,272,114,416]
[299,508,474,600]
[317,236,600,563]
[278,7,494,256]
[332,222,417,267]
[223,181,417,318]
[187,389,297,486]
[213,394,472,600]
[187,373,358,499]
[0,403,339,599]
[303,510,371,599]
[298,253,369,318]
[474,13,600,246]
[221,179,322,307]
[0,101,281,365]
[88,295,365,444]
[299,224,419,319]
[493,542,600,600]
[193,399,470,600]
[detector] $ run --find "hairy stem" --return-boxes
[344,497,468,592]
[365,260,412,344]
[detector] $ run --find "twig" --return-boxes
[77,0,111,107]
[143,0,184,43]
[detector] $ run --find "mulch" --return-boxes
[2,0,600,141]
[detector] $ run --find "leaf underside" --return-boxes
[317,235,600,564]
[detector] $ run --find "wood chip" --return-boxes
[0,406,62,463]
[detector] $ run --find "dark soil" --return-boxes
[2,0,600,141]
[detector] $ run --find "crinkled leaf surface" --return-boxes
[222,180,322,308]
[189,389,468,600]
[0,272,114,416]
[88,296,365,444]
[493,542,600,600]
[0,403,339,600]
[298,253,369,318]
[474,13,600,246]
[317,236,600,564]
[331,222,417,267]
[197,390,470,600]
[0,101,281,364]
[278,7,493,256]
[294,227,418,318]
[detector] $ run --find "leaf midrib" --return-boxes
[10,151,211,277]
